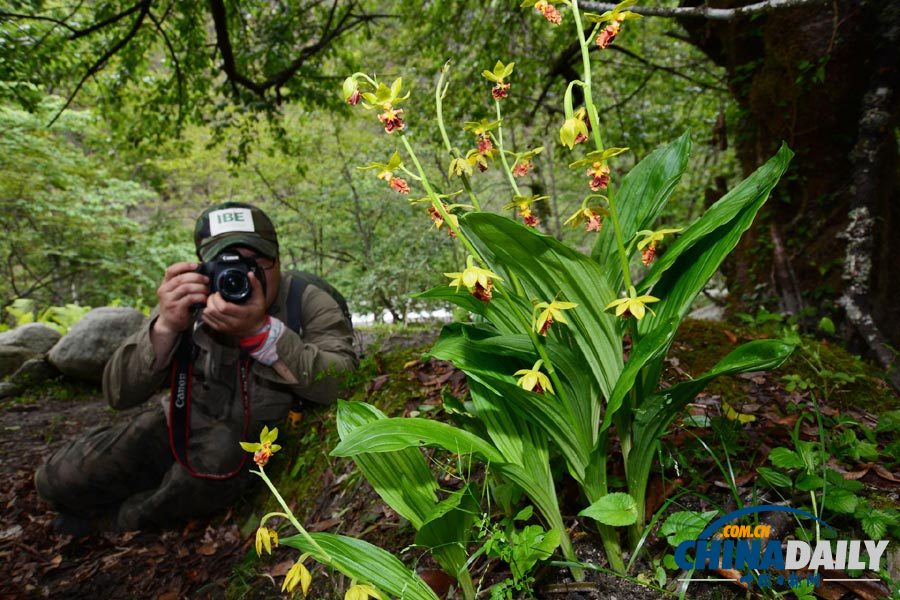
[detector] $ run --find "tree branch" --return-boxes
[609,45,727,92]
[69,1,146,39]
[46,1,152,127]
[148,6,185,129]
[582,0,829,20]
[208,0,383,99]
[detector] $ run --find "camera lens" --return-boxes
[217,268,250,302]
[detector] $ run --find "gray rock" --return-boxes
[0,323,61,355]
[0,345,36,378]
[10,357,59,388]
[0,381,19,400]
[48,308,147,382]
[0,323,63,377]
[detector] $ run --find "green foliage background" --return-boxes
[0,0,738,320]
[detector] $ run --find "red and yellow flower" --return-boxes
[482,60,515,101]
[636,228,682,266]
[533,0,562,24]
[586,161,611,191]
[515,359,554,395]
[533,299,578,335]
[445,256,503,303]
[240,425,282,467]
[605,287,660,320]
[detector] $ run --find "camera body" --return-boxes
[197,251,266,304]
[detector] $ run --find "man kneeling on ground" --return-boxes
[35,202,358,535]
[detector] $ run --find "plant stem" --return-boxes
[493,100,521,198]
[401,135,481,260]
[570,0,633,291]
[435,62,481,210]
[254,467,332,562]
[508,271,571,407]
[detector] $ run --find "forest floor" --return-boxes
[0,320,898,600]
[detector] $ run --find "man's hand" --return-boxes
[202,272,268,338]
[155,262,210,334]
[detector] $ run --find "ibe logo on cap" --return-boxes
[209,208,255,236]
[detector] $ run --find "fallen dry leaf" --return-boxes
[270,559,295,578]
[196,543,217,556]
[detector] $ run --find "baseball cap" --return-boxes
[194,202,279,262]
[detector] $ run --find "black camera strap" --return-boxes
[168,332,251,480]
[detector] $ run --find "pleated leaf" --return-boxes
[415,486,480,579]
[592,131,692,292]
[636,144,793,389]
[627,339,794,510]
[460,212,622,402]
[335,401,438,530]
[280,532,439,600]
[331,417,505,465]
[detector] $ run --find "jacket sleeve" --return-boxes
[253,285,358,405]
[102,307,181,410]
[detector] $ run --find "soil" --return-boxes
[1,321,898,600]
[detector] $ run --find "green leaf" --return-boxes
[460,212,623,400]
[592,131,692,292]
[818,316,835,335]
[824,469,864,492]
[825,490,859,514]
[280,532,439,600]
[768,447,805,469]
[758,467,793,488]
[514,506,534,521]
[579,492,639,526]
[859,509,896,540]
[637,144,793,389]
[602,318,679,430]
[627,339,794,517]
[415,486,480,579]
[330,417,505,464]
[876,410,900,433]
[659,511,716,547]
[335,401,438,530]
[795,472,824,491]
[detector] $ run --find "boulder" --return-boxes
[48,308,147,382]
[0,323,61,355]
[0,345,36,379]
[0,381,19,400]
[10,357,59,389]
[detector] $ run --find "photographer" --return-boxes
[35,202,358,535]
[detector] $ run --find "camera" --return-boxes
[197,251,266,304]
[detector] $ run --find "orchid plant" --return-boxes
[256,0,795,591]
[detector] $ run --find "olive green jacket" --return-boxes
[102,273,358,433]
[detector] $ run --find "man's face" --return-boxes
[232,246,281,309]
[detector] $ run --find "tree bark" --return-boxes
[678,0,900,377]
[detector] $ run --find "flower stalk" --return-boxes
[570,0,632,291]
[436,63,481,210]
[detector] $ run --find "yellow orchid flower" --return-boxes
[636,228,682,265]
[564,205,607,232]
[559,114,589,149]
[605,287,660,320]
[515,359,554,395]
[254,526,279,556]
[282,557,313,595]
[240,425,282,467]
[444,256,503,302]
[636,228,683,250]
[533,299,578,335]
[345,583,382,600]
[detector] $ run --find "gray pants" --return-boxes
[35,406,252,530]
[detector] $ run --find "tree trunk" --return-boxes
[679,0,900,377]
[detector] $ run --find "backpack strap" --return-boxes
[285,272,309,336]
